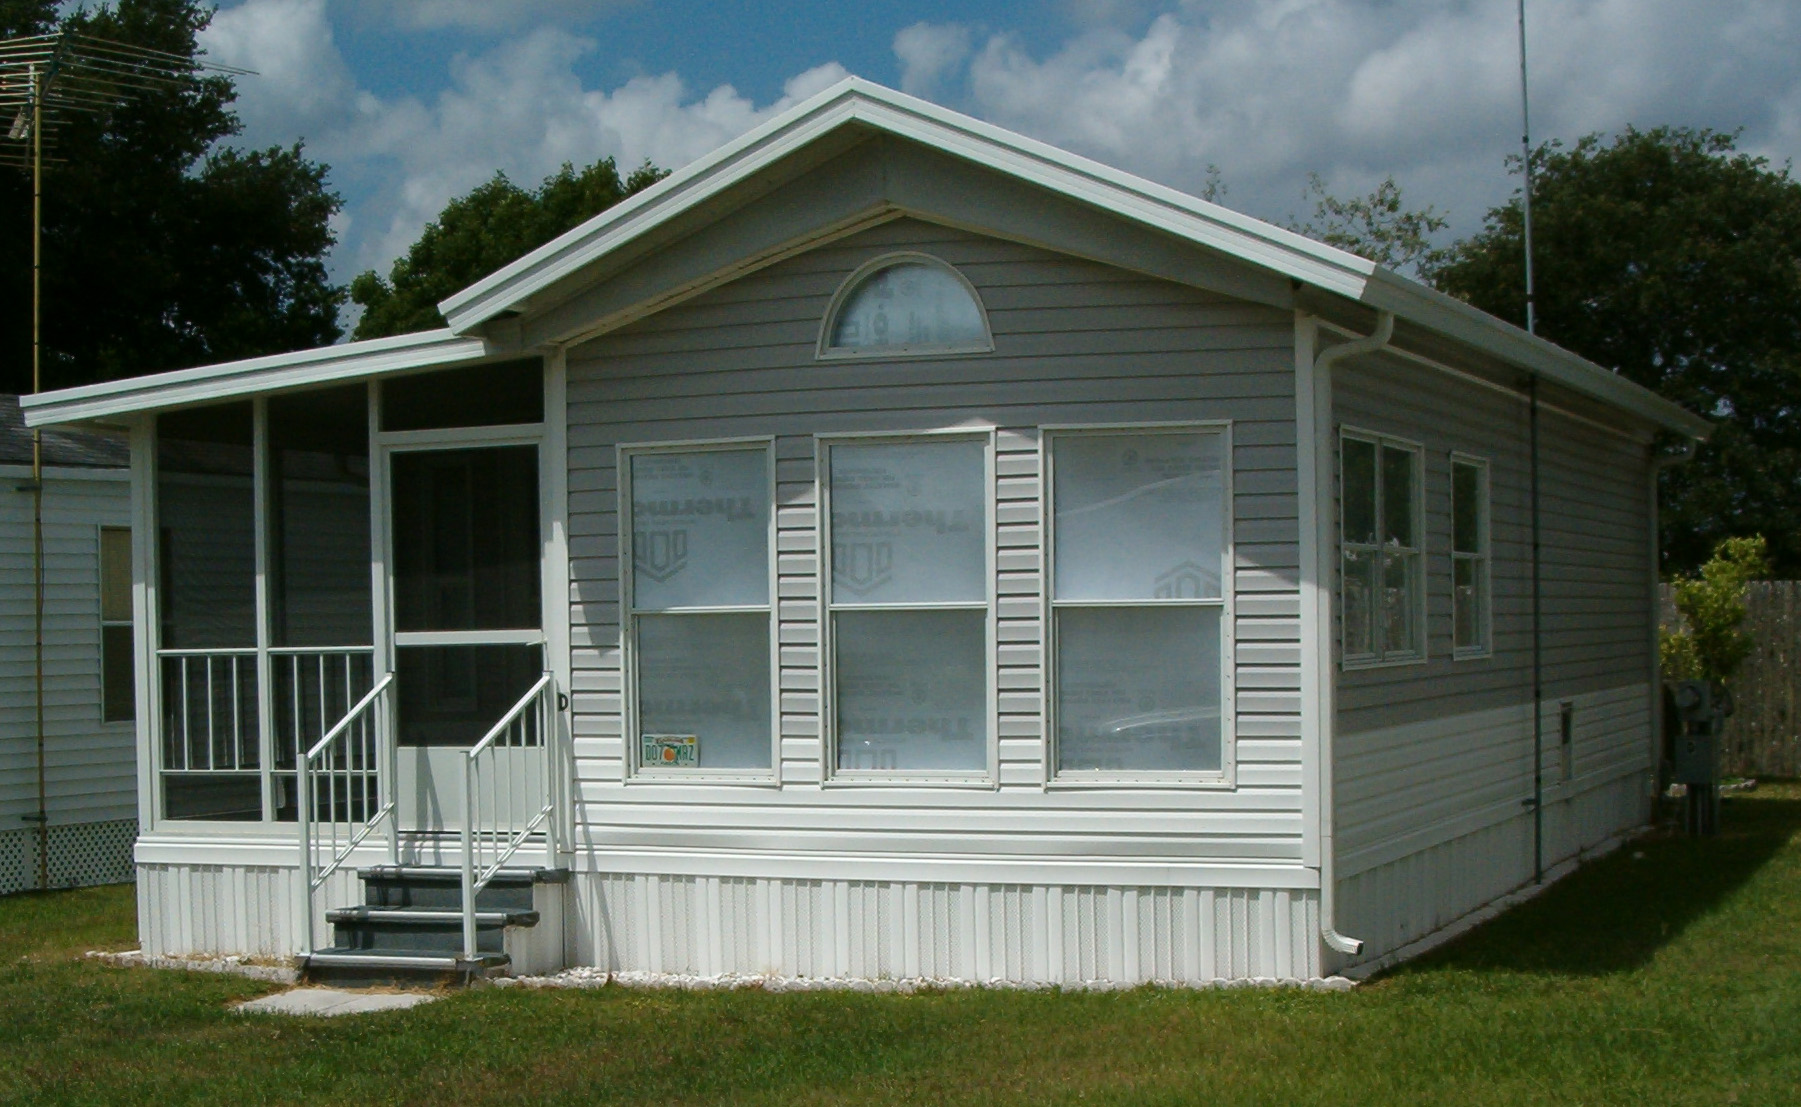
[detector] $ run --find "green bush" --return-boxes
[1660,535,1767,684]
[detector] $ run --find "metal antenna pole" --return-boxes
[1517,0,1537,336]
[31,60,48,891]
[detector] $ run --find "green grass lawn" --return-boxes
[4,785,1799,1106]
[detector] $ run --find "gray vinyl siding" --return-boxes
[0,468,136,826]
[564,217,1305,868]
[1329,348,1657,960]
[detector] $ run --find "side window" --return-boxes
[625,446,773,774]
[1341,431,1424,665]
[1451,455,1491,657]
[824,437,990,776]
[100,526,134,723]
[1049,429,1230,778]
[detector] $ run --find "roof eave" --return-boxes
[21,329,491,428]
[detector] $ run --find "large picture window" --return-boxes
[625,445,773,774]
[1451,454,1491,657]
[1048,428,1230,779]
[1340,430,1424,665]
[823,437,990,776]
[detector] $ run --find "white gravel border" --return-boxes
[494,967,1355,993]
[87,949,298,983]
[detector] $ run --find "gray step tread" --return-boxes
[327,906,540,927]
[357,865,570,885]
[305,948,509,970]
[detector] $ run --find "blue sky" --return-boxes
[189,1,1801,322]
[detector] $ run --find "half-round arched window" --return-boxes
[818,253,992,359]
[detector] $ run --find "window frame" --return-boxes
[98,524,135,725]
[1338,426,1427,670]
[1449,452,1493,661]
[816,429,998,787]
[618,436,781,784]
[815,252,995,361]
[1041,421,1237,788]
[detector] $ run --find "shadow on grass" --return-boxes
[1393,788,1801,979]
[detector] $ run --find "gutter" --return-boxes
[1309,309,1395,959]
[1648,437,1699,788]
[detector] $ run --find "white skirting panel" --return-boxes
[570,875,1322,983]
[136,861,361,959]
[1337,765,1652,967]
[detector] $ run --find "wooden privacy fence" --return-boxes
[1660,580,1801,778]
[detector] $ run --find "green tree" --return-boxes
[351,158,666,340]
[1429,128,1801,575]
[1289,172,1448,274]
[1661,536,1767,685]
[0,0,345,395]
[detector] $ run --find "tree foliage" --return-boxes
[1429,128,1801,575]
[1660,536,1767,685]
[1289,173,1448,274]
[350,158,666,340]
[0,0,345,394]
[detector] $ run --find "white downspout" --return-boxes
[1648,436,1698,792]
[1309,309,1394,960]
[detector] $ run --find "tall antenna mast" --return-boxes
[1,29,250,890]
[1517,0,1538,335]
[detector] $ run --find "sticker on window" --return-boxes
[642,734,698,767]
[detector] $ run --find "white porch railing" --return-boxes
[298,673,397,956]
[461,672,560,959]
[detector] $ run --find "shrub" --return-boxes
[1660,536,1767,684]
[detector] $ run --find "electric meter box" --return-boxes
[1670,679,1721,786]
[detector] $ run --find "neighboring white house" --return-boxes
[2,394,136,895]
[21,80,1709,982]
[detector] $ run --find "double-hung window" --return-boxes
[1049,428,1230,779]
[1451,454,1491,657]
[823,436,990,777]
[1340,430,1424,665]
[625,444,774,775]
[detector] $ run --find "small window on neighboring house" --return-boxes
[819,254,992,358]
[1341,431,1424,665]
[1451,455,1492,657]
[99,526,134,722]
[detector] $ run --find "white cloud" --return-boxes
[894,22,972,99]
[355,1,639,32]
[901,1,1801,236]
[201,0,847,285]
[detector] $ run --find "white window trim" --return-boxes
[1450,451,1494,661]
[1339,426,1427,670]
[815,251,995,361]
[97,524,135,726]
[816,429,998,787]
[618,436,781,785]
[1040,421,1237,789]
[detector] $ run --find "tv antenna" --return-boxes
[0,29,250,890]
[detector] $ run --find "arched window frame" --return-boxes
[816,252,995,361]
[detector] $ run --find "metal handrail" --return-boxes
[299,671,397,957]
[461,672,559,960]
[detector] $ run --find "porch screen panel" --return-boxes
[391,446,540,632]
[1051,430,1227,776]
[156,402,261,819]
[827,440,987,773]
[269,386,372,647]
[628,448,771,772]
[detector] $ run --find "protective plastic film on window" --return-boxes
[1056,606,1222,773]
[1053,432,1224,601]
[635,613,771,770]
[825,260,988,354]
[834,609,987,772]
[829,440,985,604]
[630,449,769,611]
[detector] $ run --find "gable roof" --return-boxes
[23,77,1710,439]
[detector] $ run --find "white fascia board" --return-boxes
[21,329,490,428]
[1359,270,1713,440]
[438,76,1380,331]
